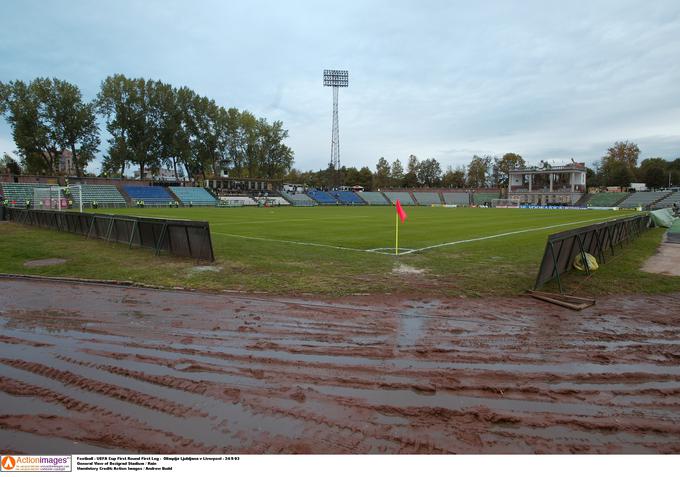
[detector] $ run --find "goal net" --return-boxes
[491,198,520,208]
[33,185,83,213]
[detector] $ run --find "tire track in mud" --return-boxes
[1,277,680,453]
[0,378,217,453]
[0,359,204,418]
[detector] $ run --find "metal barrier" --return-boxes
[534,214,651,292]
[7,208,214,261]
[0,206,6,221]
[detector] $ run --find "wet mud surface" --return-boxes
[0,277,679,454]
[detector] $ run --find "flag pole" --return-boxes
[395,208,399,256]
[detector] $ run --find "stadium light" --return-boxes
[323,69,349,186]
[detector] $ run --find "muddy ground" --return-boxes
[0,277,679,454]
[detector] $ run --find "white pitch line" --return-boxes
[396,214,640,255]
[213,213,640,257]
[212,232,367,253]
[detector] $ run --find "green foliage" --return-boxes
[390,159,404,187]
[442,166,466,188]
[416,158,442,187]
[598,141,639,186]
[0,78,98,176]
[493,153,525,187]
[1,153,22,174]
[466,155,492,188]
[373,157,391,189]
[94,74,295,180]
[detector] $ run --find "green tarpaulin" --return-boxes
[650,208,677,228]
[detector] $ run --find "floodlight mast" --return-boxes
[323,69,348,187]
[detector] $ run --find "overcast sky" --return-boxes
[2,0,680,173]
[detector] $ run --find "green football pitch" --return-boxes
[3,206,675,296]
[109,205,633,254]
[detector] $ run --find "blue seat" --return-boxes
[329,190,365,204]
[306,189,337,204]
[169,187,216,206]
[123,186,173,205]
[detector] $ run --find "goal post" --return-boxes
[33,185,83,213]
[491,198,520,208]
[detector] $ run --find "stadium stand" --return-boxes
[264,196,291,206]
[412,191,442,205]
[617,191,671,209]
[472,192,500,205]
[306,189,338,205]
[218,196,257,206]
[587,192,630,207]
[1,182,48,205]
[281,191,316,206]
[384,191,415,205]
[122,185,173,205]
[357,191,389,205]
[169,186,217,206]
[653,191,680,209]
[442,192,470,206]
[72,184,127,207]
[328,190,365,205]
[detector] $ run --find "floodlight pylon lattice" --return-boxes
[323,69,348,186]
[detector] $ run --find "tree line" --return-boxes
[284,153,526,190]
[587,141,680,189]
[0,75,294,180]
[285,143,679,192]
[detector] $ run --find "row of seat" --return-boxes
[0,182,217,207]
[587,192,631,207]
[294,190,498,206]
[654,192,680,209]
[618,191,671,208]
[168,186,217,206]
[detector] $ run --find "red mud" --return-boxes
[0,277,679,454]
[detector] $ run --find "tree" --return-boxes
[46,79,99,176]
[441,166,466,188]
[373,157,391,189]
[603,141,640,169]
[97,74,137,177]
[254,120,294,179]
[0,79,61,174]
[403,154,419,187]
[602,161,634,188]
[1,153,22,175]
[390,159,404,187]
[467,155,492,188]
[417,158,442,187]
[639,158,669,189]
[493,153,525,187]
[600,141,639,185]
[356,166,373,190]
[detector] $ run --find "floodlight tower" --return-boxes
[323,69,348,185]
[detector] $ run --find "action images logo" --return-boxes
[1,457,16,471]
[0,455,71,472]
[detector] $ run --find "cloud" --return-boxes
[1,0,679,174]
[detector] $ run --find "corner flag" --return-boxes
[395,199,407,223]
[395,199,407,255]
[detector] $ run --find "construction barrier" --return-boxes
[534,214,651,292]
[7,208,214,261]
